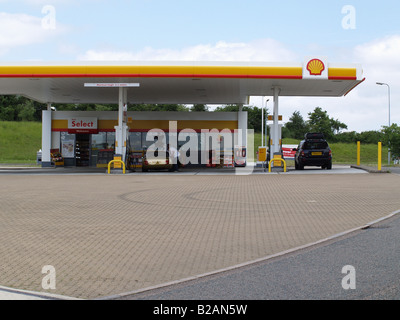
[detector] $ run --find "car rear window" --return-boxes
[303,141,328,149]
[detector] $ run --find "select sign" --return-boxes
[68,117,98,134]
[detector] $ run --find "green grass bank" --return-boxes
[0,121,42,164]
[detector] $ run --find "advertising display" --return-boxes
[61,140,75,158]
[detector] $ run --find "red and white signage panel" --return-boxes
[68,117,98,134]
[282,145,298,159]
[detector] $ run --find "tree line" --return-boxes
[0,95,266,131]
[283,107,385,145]
[0,96,45,122]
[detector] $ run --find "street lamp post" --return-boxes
[265,99,269,148]
[376,82,391,165]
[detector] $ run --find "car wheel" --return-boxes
[327,162,332,170]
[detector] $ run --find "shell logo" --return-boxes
[306,59,325,76]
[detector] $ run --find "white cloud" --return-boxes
[0,12,65,51]
[354,35,400,90]
[78,39,297,62]
[0,12,43,47]
[354,35,400,66]
[350,35,400,130]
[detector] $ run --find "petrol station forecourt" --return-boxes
[3,59,396,301]
[0,59,364,169]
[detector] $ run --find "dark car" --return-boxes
[294,133,332,170]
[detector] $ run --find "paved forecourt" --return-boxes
[0,168,399,299]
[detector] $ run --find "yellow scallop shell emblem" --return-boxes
[306,59,325,76]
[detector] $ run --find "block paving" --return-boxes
[0,172,399,299]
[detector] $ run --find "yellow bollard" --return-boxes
[378,142,382,171]
[268,157,287,173]
[108,160,126,174]
[357,141,361,166]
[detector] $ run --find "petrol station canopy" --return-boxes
[0,60,364,105]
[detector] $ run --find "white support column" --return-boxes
[261,97,264,146]
[115,87,129,162]
[237,104,248,149]
[272,87,281,156]
[235,104,248,167]
[41,109,52,167]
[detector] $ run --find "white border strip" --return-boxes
[0,286,82,300]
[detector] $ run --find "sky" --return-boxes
[0,0,399,132]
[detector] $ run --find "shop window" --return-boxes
[92,132,114,167]
[199,131,234,166]
[91,132,107,167]
[142,130,168,150]
[92,132,107,150]
[107,132,115,150]
[128,132,142,151]
[178,131,200,166]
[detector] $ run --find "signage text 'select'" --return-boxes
[68,117,98,133]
